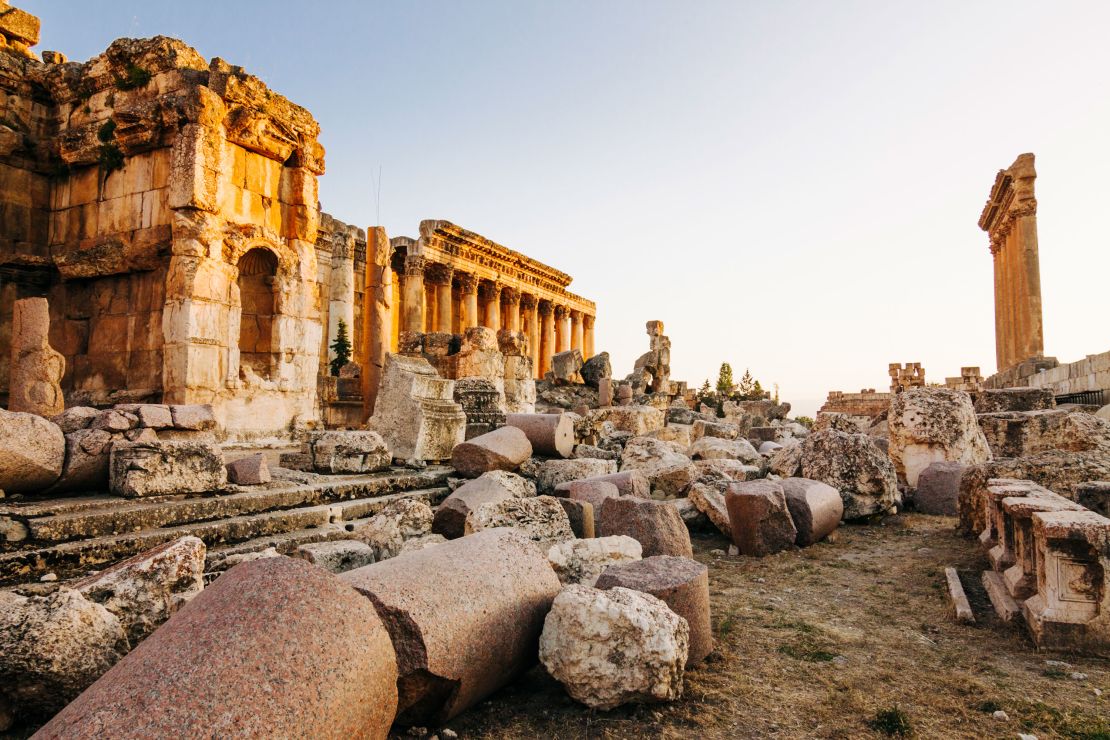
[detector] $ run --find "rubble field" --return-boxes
[448,516,1108,740]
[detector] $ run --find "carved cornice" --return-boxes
[979,153,1037,254]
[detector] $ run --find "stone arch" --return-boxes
[235,246,280,381]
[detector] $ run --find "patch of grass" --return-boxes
[1043,667,1068,679]
[867,706,913,737]
[1012,700,1110,739]
[974,699,1002,713]
[777,640,837,663]
[717,613,737,637]
[114,64,152,91]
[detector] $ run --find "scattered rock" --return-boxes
[725,480,798,556]
[505,413,575,458]
[109,440,227,498]
[689,482,731,536]
[888,387,991,487]
[451,425,532,478]
[226,453,271,486]
[294,540,376,573]
[580,352,612,389]
[914,461,965,515]
[465,495,575,551]
[537,458,618,494]
[599,496,693,558]
[689,436,760,464]
[547,536,642,586]
[800,429,898,519]
[0,408,65,493]
[433,471,533,539]
[539,585,688,710]
[779,478,843,546]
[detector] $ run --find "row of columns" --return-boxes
[398,254,595,378]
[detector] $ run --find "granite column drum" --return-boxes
[595,555,713,667]
[340,528,561,726]
[36,557,399,740]
[505,412,575,458]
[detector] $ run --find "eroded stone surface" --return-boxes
[888,387,991,488]
[433,471,532,539]
[537,458,618,494]
[539,585,688,710]
[547,535,642,586]
[451,425,532,478]
[464,495,574,551]
[725,480,798,556]
[800,429,898,519]
[109,440,226,497]
[599,496,692,558]
[0,408,64,493]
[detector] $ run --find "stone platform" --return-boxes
[0,465,452,585]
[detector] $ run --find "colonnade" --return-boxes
[397,254,595,379]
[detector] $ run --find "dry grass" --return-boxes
[445,514,1108,739]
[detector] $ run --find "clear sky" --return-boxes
[26,1,1110,417]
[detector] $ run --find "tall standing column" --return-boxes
[327,231,356,370]
[457,272,479,329]
[521,294,539,377]
[583,315,595,360]
[480,282,502,332]
[539,302,555,377]
[570,310,583,354]
[362,227,393,420]
[426,263,453,333]
[402,254,425,334]
[503,287,521,332]
[554,305,569,353]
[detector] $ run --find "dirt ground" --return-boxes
[448,514,1109,740]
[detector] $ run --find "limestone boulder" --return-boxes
[779,478,843,546]
[972,387,1055,413]
[914,461,965,515]
[595,555,712,667]
[691,419,740,441]
[294,540,376,573]
[977,410,1110,458]
[0,408,64,493]
[114,404,173,429]
[40,557,398,739]
[48,428,114,493]
[451,425,532,478]
[645,424,692,448]
[354,498,434,560]
[433,471,533,538]
[109,440,226,497]
[168,404,217,431]
[888,387,992,488]
[368,353,467,461]
[648,462,700,498]
[768,442,803,478]
[547,535,642,586]
[464,495,575,551]
[309,430,391,473]
[72,537,206,645]
[621,436,690,470]
[51,406,100,434]
[599,496,692,557]
[539,585,688,710]
[537,458,618,494]
[398,533,449,555]
[725,480,798,556]
[688,482,731,536]
[0,589,128,719]
[92,409,138,433]
[551,349,584,385]
[576,470,651,498]
[693,458,761,482]
[580,352,612,389]
[505,412,574,458]
[800,429,898,519]
[689,436,760,464]
[342,529,561,725]
[605,405,665,436]
[759,440,783,454]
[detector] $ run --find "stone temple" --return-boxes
[0,21,596,438]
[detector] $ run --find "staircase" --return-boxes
[0,465,454,585]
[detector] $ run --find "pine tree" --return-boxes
[751,380,764,400]
[738,368,755,398]
[329,319,352,377]
[716,363,735,395]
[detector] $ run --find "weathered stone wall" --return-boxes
[818,389,890,418]
[984,349,1110,401]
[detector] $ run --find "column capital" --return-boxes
[457,271,479,294]
[569,309,582,321]
[554,304,569,320]
[503,286,521,305]
[520,293,537,310]
[404,254,426,276]
[538,300,553,317]
[582,314,594,328]
[478,281,503,301]
[425,262,453,286]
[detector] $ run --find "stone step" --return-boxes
[0,484,453,585]
[982,570,1021,622]
[3,466,452,545]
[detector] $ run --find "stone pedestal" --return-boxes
[367,353,466,461]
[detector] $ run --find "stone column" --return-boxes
[457,272,479,330]
[583,315,595,360]
[9,297,64,416]
[480,281,502,332]
[402,254,426,334]
[554,305,569,353]
[539,301,555,377]
[570,310,583,354]
[362,227,393,420]
[503,287,521,332]
[521,294,539,378]
[426,263,453,333]
[327,229,355,368]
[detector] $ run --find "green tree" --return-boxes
[716,363,735,395]
[737,368,755,398]
[699,379,711,395]
[329,319,352,377]
[751,380,764,400]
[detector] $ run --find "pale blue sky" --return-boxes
[27,1,1110,416]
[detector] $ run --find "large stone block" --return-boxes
[38,557,398,739]
[914,461,965,515]
[595,555,712,667]
[537,457,618,493]
[551,349,584,385]
[580,352,612,389]
[779,477,843,546]
[972,388,1055,414]
[341,529,561,726]
[432,471,533,539]
[368,353,466,461]
[539,585,688,710]
[605,405,665,436]
[308,430,391,474]
[599,496,692,558]
[0,408,64,493]
[801,429,898,519]
[451,425,532,477]
[464,495,575,551]
[688,436,760,464]
[977,410,1110,458]
[888,387,992,488]
[8,297,65,417]
[548,536,642,586]
[109,440,226,497]
[725,480,798,556]
[505,412,574,458]
[688,482,731,537]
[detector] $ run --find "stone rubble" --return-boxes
[547,535,643,586]
[464,495,575,551]
[450,425,532,478]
